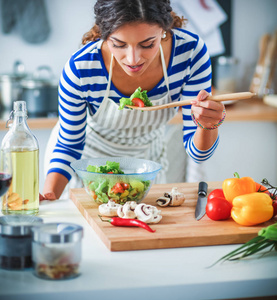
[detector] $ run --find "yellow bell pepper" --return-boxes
[231,192,273,226]
[222,172,256,204]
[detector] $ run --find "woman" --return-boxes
[41,0,225,200]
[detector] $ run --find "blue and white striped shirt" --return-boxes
[48,28,218,180]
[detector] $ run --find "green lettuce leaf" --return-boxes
[118,87,153,110]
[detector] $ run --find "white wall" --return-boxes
[232,0,277,91]
[1,0,277,85]
[0,0,96,80]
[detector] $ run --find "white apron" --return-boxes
[45,45,178,198]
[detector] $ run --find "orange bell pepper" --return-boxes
[222,172,256,204]
[231,192,273,226]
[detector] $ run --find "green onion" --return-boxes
[210,223,277,267]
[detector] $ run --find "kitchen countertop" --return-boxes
[0,184,276,300]
[0,98,277,131]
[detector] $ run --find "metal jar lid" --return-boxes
[32,223,83,243]
[0,215,43,236]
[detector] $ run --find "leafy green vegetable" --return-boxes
[86,160,124,174]
[210,223,277,267]
[119,98,133,110]
[119,87,153,110]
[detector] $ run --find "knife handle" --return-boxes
[198,181,208,197]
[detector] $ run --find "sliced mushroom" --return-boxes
[156,187,185,207]
[117,201,137,218]
[156,196,171,207]
[99,200,122,217]
[168,187,185,206]
[134,203,162,224]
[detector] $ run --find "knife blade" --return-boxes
[195,181,208,220]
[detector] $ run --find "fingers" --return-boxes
[191,90,225,128]
[39,193,45,201]
[196,89,210,101]
[39,192,57,201]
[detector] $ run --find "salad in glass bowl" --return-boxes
[71,157,161,204]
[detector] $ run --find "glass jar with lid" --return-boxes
[215,56,239,93]
[0,215,43,270]
[32,223,83,280]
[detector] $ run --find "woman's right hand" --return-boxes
[39,192,57,201]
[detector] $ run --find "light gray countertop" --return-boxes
[0,199,276,300]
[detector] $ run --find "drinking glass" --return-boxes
[0,150,13,198]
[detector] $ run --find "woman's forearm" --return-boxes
[193,127,219,151]
[43,172,69,199]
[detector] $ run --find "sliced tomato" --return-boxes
[107,171,113,174]
[132,98,145,107]
[111,182,124,194]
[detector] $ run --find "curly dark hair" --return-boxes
[82,0,186,44]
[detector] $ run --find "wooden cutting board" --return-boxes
[70,182,275,251]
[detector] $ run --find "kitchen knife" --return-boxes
[195,181,208,220]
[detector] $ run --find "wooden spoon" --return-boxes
[125,92,256,111]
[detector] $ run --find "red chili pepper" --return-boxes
[99,215,155,233]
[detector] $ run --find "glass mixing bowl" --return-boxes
[71,157,162,204]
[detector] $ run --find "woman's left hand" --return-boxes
[191,90,225,129]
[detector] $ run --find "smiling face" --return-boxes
[106,22,164,77]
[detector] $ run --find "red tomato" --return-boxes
[273,201,277,217]
[255,182,271,196]
[122,183,130,190]
[107,172,113,174]
[111,182,124,194]
[206,197,232,221]
[132,98,145,107]
[207,189,225,202]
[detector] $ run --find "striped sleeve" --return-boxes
[47,56,88,180]
[180,34,219,163]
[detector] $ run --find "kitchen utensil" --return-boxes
[259,30,277,95]
[71,157,161,204]
[70,182,276,251]
[249,34,271,94]
[125,92,256,111]
[20,65,58,117]
[195,181,208,220]
[0,60,27,113]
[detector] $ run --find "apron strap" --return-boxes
[103,53,114,101]
[159,44,170,92]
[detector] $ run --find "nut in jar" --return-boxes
[31,223,83,280]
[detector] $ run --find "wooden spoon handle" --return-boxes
[170,92,256,107]
[206,92,256,102]
[126,92,256,111]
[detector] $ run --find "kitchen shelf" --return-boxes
[1,98,277,131]
[0,117,58,131]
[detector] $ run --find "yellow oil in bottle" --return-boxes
[2,149,39,215]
